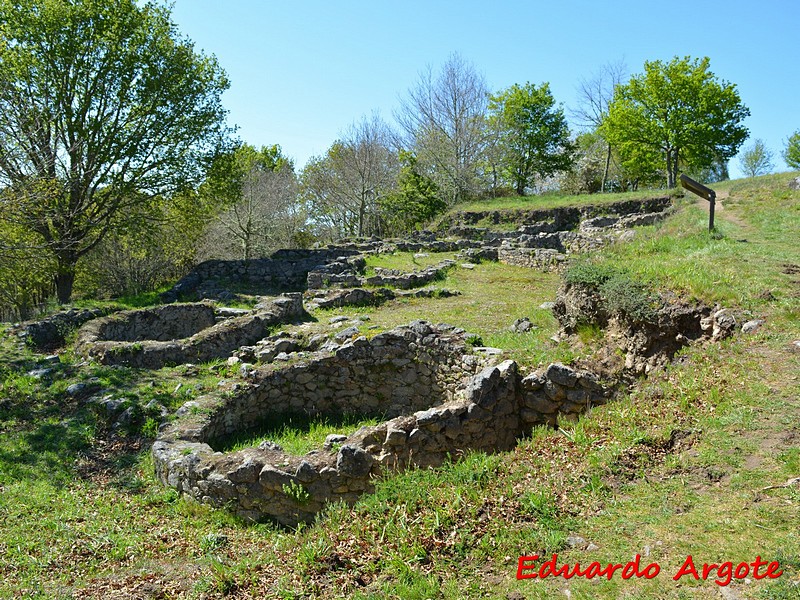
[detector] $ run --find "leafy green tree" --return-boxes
[77,188,221,298]
[0,220,54,320]
[739,139,774,178]
[602,56,749,188]
[684,153,730,184]
[0,0,230,303]
[784,130,800,169]
[380,151,445,233]
[488,82,575,195]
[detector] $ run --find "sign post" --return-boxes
[679,174,716,232]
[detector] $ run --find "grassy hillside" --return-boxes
[0,173,798,599]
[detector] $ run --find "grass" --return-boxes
[363,251,457,273]
[0,173,798,598]
[210,412,382,455]
[314,257,570,368]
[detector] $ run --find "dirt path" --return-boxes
[693,189,751,230]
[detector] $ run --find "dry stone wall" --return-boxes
[439,196,672,231]
[140,195,707,526]
[306,258,456,291]
[200,321,486,442]
[75,295,305,369]
[161,248,362,302]
[160,197,674,303]
[152,323,614,526]
[15,307,116,349]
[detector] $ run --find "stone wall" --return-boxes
[201,321,485,442]
[306,258,456,291]
[497,247,567,271]
[159,198,674,302]
[161,248,362,301]
[439,196,672,231]
[75,294,305,369]
[15,307,115,350]
[152,323,614,526]
[89,303,217,342]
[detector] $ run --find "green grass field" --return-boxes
[0,173,798,598]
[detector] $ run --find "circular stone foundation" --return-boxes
[74,294,305,368]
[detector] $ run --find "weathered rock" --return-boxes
[334,326,360,342]
[546,363,579,387]
[66,383,89,397]
[27,368,53,379]
[712,308,737,341]
[323,434,348,450]
[510,317,535,333]
[741,319,765,334]
[336,445,374,478]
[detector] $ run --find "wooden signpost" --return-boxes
[679,174,716,232]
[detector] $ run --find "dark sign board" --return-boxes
[679,174,716,202]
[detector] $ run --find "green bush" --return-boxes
[564,261,659,323]
[600,276,659,323]
[563,261,619,288]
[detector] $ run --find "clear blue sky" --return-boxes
[170,0,800,179]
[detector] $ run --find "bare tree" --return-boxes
[396,53,489,204]
[301,113,398,238]
[571,60,627,192]
[202,165,301,260]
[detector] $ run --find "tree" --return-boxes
[571,60,627,193]
[301,114,398,239]
[488,82,575,195]
[396,53,488,204]
[738,139,774,178]
[0,219,54,320]
[0,0,230,303]
[201,144,302,260]
[784,130,800,169]
[559,132,606,194]
[684,153,730,184]
[602,56,749,188]
[380,151,445,234]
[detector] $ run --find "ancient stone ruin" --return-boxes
[74,294,305,369]
[151,322,614,526]
[18,194,737,527]
[150,276,741,526]
[158,196,674,303]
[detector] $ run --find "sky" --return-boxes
[170,0,800,179]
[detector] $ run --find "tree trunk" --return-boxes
[602,142,612,193]
[358,196,366,237]
[515,172,525,195]
[666,150,676,188]
[55,254,77,304]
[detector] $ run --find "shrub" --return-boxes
[563,262,619,289]
[564,262,659,323]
